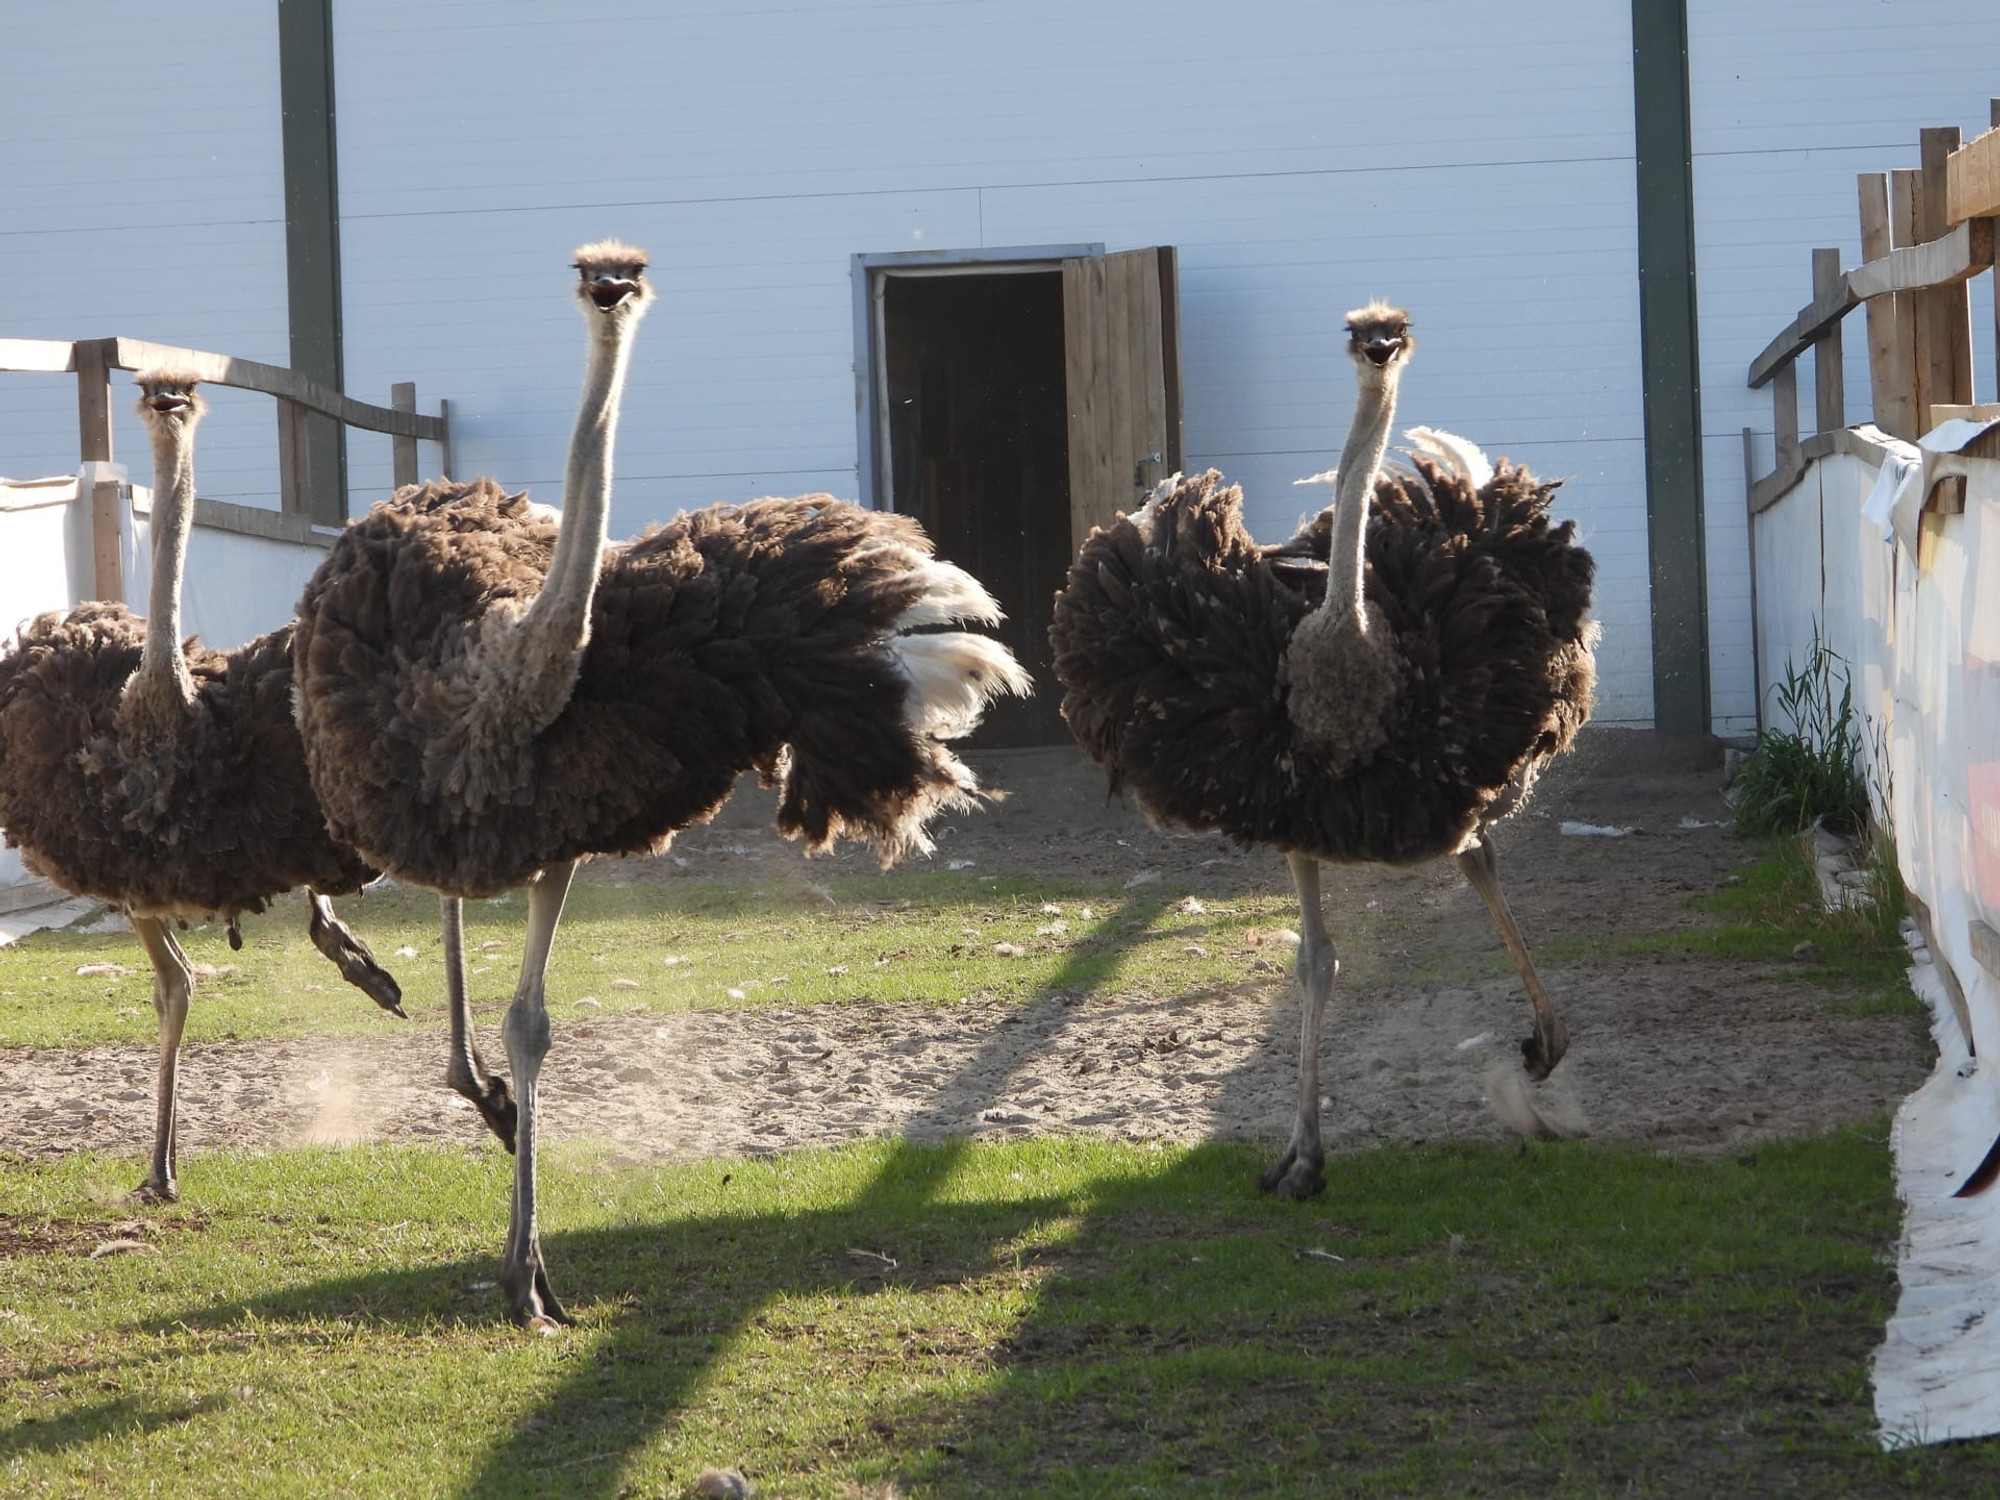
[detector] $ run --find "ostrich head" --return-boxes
[133,368,206,426]
[1344,303,1413,378]
[571,240,653,321]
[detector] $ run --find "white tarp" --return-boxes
[1758,428,2000,1444]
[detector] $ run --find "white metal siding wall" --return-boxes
[0,8,291,514]
[332,1,1654,724]
[1686,0,2000,734]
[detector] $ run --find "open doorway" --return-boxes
[858,246,1182,747]
[883,269,1070,745]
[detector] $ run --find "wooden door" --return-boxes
[1061,247,1182,551]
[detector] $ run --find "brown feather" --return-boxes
[1049,459,1597,864]
[293,480,1002,897]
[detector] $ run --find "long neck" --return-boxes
[1321,368,1401,625]
[510,311,634,725]
[137,417,198,707]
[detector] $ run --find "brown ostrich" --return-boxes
[0,371,402,1202]
[1049,303,1597,1199]
[291,243,1029,1328]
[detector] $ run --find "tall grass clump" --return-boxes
[1733,633,1869,836]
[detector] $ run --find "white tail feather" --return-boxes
[892,559,1005,630]
[890,632,1032,739]
[1402,425,1495,492]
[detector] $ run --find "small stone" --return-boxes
[692,1468,754,1499]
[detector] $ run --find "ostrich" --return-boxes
[1049,303,1596,1199]
[291,243,1029,1328]
[0,371,403,1203]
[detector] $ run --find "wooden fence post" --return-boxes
[276,397,309,516]
[1859,173,1916,438]
[391,382,419,490]
[73,337,124,602]
[1916,126,1973,429]
[1812,248,1845,433]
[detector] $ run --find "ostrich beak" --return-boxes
[146,393,192,414]
[584,274,641,311]
[1362,337,1404,367]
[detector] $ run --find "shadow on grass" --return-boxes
[66,1128,1972,1500]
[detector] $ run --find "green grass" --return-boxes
[0,872,1307,1050]
[1531,837,1921,1018]
[5,1130,1995,1498]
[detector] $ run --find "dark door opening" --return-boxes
[884,270,1071,747]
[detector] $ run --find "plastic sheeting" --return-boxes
[1753,431,2000,1444]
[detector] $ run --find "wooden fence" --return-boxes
[1744,102,2000,516]
[0,335,449,603]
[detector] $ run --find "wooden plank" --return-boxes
[74,337,123,603]
[1917,127,1973,429]
[1945,122,2000,224]
[275,397,309,516]
[195,496,335,549]
[1845,213,1995,302]
[391,381,419,490]
[1812,248,1845,433]
[1061,249,1174,552]
[1972,919,2000,981]
[0,338,76,374]
[73,337,114,465]
[1991,97,1999,416]
[1858,173,1914,438]
[107,337,443,440]
[1747,277,1860,389]
[1747,444,1809,515]
[1156,247,1184,470]
[1774,361,1799,461]
[438,397,454,481]
[89,480,123,602]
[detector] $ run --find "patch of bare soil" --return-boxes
[0,732,1933,1177]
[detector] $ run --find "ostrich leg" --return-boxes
[1260,853,1336,1200]
[129,915,195,1203]
[1457,830,1567,1080]
[441,895,517,1152]
[498,861,578,1330]
[305,890,405,1016]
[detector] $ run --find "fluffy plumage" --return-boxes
[292,479,1027,899]
[0,605,383,918]
[1051,458,1595,865]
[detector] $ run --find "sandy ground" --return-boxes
[0,733,1933,1174]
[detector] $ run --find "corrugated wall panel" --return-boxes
[0,10,290,513]
[1687,0,2000,733]
[332,0,1650,720]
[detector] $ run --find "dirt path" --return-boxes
[0,733,1933,1173]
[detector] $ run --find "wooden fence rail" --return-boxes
[0,335,450,600]
[1744,103,2000,519]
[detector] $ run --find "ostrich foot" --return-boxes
[1520,1013,1568,1082]
[1257,1145,1328,1201]
[501,1254,573,1334]
[307,896,406,1018]
[463,1073,519,1154]
[130,1175,178,1205]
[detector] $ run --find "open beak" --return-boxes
[1363,337,1403,367]
[585,275,640,311]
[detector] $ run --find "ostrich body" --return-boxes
[0,372,402,1202]
[291,244,1028,1327]
[1050,304,1596,1198]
